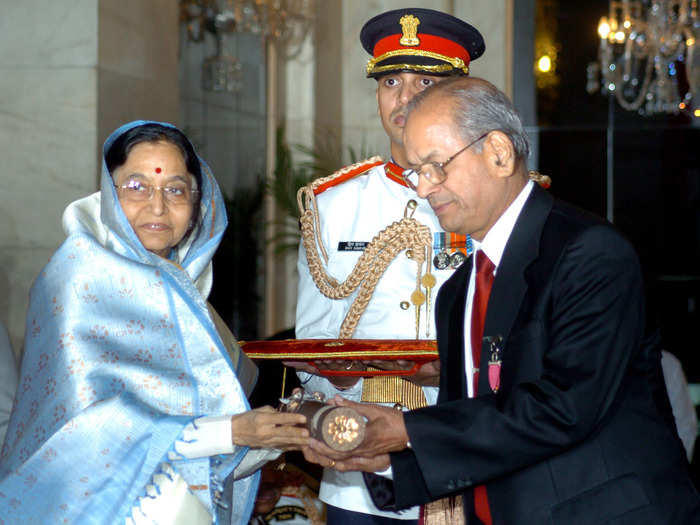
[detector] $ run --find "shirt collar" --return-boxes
[478,180,533,269]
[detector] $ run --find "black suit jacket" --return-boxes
[382,185,700,524]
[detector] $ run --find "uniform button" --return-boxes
[400,301,410,310]
[405,249,413,259]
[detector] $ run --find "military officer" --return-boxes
[291,8,485,525]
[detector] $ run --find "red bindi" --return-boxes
[155,167,162,173]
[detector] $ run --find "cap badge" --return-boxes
[399,14,420,46]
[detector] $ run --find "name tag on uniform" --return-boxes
[338,241,369,251]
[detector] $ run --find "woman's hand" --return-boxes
[231,406,310,450]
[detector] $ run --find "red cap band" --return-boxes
[373,33,471,65]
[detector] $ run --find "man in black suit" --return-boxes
[303,77,700,524]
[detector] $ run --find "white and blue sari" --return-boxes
[0,121,260,524]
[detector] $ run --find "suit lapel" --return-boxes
[477,185,553,395]
[437,259,471,401]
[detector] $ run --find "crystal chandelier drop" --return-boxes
[181,0,315,92]
[201,37,244,93]
[587,0,699,116]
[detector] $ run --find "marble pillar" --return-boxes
[0,0,179,357]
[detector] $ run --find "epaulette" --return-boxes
[310,156,384,195]
[529,170,552,189]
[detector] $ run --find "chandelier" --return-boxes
[587,0,699,116]
[180,0,315,92]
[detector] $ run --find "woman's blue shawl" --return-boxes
[0,121,259,524]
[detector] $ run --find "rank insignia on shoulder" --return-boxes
[433,232,473,270]
[338,241,369,252]
[310,157,384,196]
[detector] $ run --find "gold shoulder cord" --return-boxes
[297,162,435,410]
[528,170,551,187]
[297,161,433,340]
[296,157,381,264]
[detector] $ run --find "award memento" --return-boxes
[279,391,366,452]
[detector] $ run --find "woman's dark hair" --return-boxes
[105,123,203,230]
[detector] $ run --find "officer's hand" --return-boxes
[283,361,320,375]
[362,359,416,372]
[406,359,440,386]
[283,360,364,390]
[316,360,365,389]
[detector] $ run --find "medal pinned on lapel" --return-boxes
[483,335,503,393]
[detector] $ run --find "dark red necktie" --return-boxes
[470,250,494,525]
[471,250,495,392]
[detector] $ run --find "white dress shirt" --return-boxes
[463,181,534,397]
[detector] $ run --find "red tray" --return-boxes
[238,339,439,377]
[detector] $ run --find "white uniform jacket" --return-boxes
[295,161,464,519]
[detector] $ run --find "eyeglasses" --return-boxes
[402,132,489,191]
[115,179,198,205]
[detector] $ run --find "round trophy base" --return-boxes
[282,398,366,452]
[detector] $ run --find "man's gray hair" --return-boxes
[407,77,530,161]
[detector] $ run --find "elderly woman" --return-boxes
[0,121,308,524]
